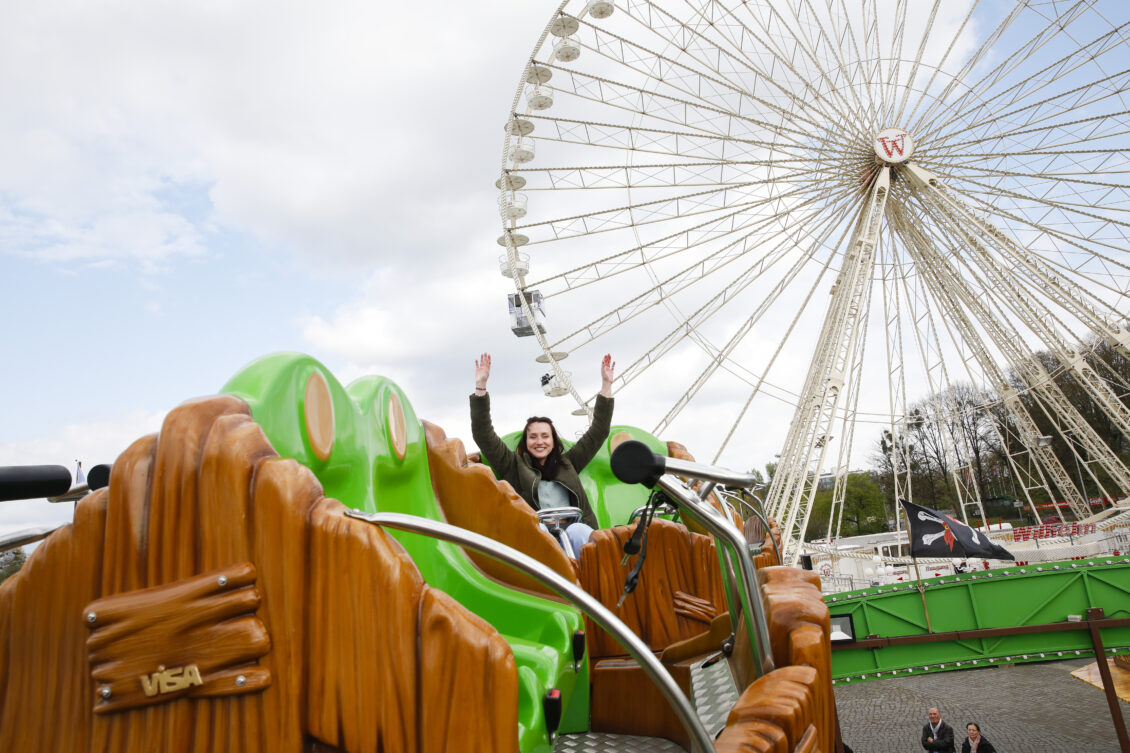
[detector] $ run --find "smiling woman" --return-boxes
[469,351,614,556]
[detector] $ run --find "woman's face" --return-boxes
[526,422,555,461]
[966,724,979,739]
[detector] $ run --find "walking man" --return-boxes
[922,707,955,753]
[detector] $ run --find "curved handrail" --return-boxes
[536,506,583,525]
[718,488,781,567]
[627,502,679,523]
[343,510,715,753]
[1,525,65,553]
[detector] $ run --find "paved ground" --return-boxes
[835,658,1130,752]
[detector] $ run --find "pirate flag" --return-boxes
[900,499,1015,560]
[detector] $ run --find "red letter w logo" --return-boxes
[877,134,906,159]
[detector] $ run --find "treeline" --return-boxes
[804,339,1130,538]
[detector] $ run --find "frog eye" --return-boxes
[304,371,335,461]
[387,392,407,460]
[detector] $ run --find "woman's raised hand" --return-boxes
[475,352,492,391]
[600,354,615,397]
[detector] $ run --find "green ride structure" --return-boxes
[827,560,1130,684]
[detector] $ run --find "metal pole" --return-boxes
[901,504,933,633]
[1086,607,1130,753]
[344,510,716,753]
[911,556,933,634]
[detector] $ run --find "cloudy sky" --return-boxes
[6,0,1116,542]
[1,0,602,539]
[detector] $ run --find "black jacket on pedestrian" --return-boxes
[960,736,997,753]
[922,721,956,753]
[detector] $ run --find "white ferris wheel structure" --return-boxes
[496,0,1130,564]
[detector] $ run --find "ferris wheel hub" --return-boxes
[873,127,915,164]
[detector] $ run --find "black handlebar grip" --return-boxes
[87,464,112,491]
[0,465,73,502]
[610,440,666,488]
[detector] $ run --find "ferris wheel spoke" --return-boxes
[570,14,827,134]
[526,182,817,293]
[684,0,877,131]
[515,178,781,238]
[545,189,857,353]
[514,160,803,191]
[650,198,862,436]
[519,114,814,164]
[909,168,1130,354]
[902,0,1018,134]
[599,189,861,388]
[940,109,1130,156]
[956,66,1130,142]
[947,181,1130,293]
[939,1,1098,116]
[937,162,1130,191]
[917,14,1129,141]
[896,211,1093,518]
[908,185,1130,497]
[946,171,1130,240]
[887,215,1048,522]
[538,60,808,143]
[887,0,950,130]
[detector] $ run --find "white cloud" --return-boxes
[0,1,540,271]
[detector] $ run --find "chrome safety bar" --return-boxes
[536,506,583,525]
[663,455,759,488]
[537,507,583,559]
[1,525,65,553]
[343,510,716,753]
[718,488,781,568]
[627,502,679,523]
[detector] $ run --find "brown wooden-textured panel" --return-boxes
[305,497,423,753]
[724,665,819,748]
[785,625,834,753]
[423,420,576,595]
[589,656,693,748]
[759,567,834,753]
[750,519,783,569]
[578,519,727,659]
[0,488,107,753]
[715,719,789,753]
[419,587,521,753]
[249,456,320,753]
[194,412,276,753]
[102,435,156,596]
[147,395,251,587]
[793,724,820,753]
[0,395,523,753]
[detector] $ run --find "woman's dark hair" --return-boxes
[965,722,980,734]
[519,416,563,478]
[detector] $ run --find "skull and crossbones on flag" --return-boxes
[900,499,1015,560]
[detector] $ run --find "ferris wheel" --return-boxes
[496,0,1130,563]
